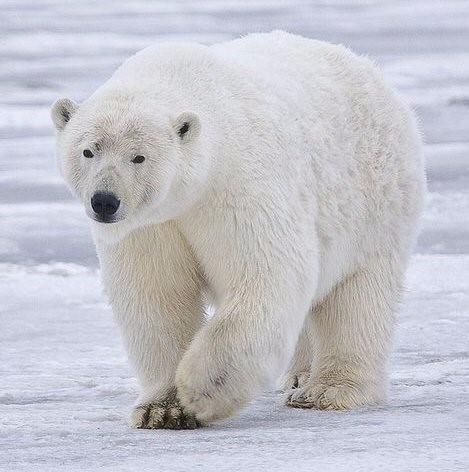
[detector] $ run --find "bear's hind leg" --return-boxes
[287,251,403,410]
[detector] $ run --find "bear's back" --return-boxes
[104,32,375,103]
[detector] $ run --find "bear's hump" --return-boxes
[112,42,216,83]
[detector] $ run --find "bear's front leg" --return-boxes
[175,205,319,424]
[97,223,205,429]
[175,283,314,424]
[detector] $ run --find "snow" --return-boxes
[2,258,468,471]
[0,1,468,471]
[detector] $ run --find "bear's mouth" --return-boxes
[87,207,125,224]
[91,215,121,224]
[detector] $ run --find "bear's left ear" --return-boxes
[172,112,201,143]
[51,98,78,131]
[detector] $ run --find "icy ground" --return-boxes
[1,1,468,471]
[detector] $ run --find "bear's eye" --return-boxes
[178,122,190,137]
[132,155,145,164]
[83,149,94,158]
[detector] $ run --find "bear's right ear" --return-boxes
[172,111,201,144]
[51,98,78,131]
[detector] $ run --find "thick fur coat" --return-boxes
[52,31,426,428]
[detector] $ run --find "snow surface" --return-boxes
[1,1,468,471]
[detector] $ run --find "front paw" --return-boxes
[175,347,253,424]
[130,391,201,430]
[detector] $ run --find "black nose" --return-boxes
[91,192,120,219]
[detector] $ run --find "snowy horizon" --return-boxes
[1,1,468,471]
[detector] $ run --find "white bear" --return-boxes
[51,31,425,429]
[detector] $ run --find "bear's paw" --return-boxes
[286,376,380,410]
[130,396,201,430]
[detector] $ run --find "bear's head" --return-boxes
[51,92,210,242]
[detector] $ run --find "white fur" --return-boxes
[52,31,425,427]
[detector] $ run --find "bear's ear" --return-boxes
[172,112,201,143]
[51,98,78,131]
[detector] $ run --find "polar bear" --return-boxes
[51,31,425,429]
